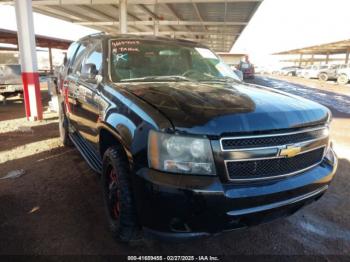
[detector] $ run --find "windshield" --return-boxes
[109,39,240,82]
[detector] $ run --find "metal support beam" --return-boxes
[119,0,128,33]
[154,3,159,36]
[153,20,159,36]
[48,46,53,73]
[137,4,176,32]
[130,31,239,36]
[76,20,248,26]
[15,0,43,121]
[4,0,263,5]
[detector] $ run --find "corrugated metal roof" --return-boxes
[274,39,350,55]
[1,0,263,52]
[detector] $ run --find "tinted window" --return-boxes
[66,42,79,66]
[71,41,88,74]
[83,43,103,73]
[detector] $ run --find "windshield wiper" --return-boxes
[120,75,192,82]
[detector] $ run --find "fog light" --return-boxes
[324,146,336,166]
[164,160,213,174]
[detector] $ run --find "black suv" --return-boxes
[58,34,337,242]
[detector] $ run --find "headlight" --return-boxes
[148,130,216,175]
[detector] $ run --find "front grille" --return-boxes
[221,128,326,150]
[226,147,325,180]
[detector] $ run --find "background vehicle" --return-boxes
[58,34,337,243]
[237,61,255,79]
[0,64,22,100]
[302,65,327,79]
[336,65,350,85]
[318,64,345,81]
[254,66,268,75]
[296,67,305,77]
[280,66,302,76]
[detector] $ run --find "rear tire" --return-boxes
[319,73,328,82]
[337,74,349,85]
[58,101,73,146]
[101,145,141,243]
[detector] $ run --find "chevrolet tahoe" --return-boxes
[58,34,337,243]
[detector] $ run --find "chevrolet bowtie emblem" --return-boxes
[280,145,302,158]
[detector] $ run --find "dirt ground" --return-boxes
[0,78,350,258]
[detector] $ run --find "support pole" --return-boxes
[298,54,303,67]
[15,0,43,121]
[153,20,159,36]
[310,54,314,65]
[119,0,128,34]
[345,49,350,65]
[325,53,329,65]
[48,46,53,74]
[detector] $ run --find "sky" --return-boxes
[232,0,350,65]
[0,0,350,65]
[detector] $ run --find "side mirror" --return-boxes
[81,63,98,81]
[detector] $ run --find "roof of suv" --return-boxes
[79,33,207,48]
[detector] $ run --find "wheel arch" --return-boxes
[98,124,134,169]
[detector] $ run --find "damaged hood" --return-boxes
[120,81,330,136]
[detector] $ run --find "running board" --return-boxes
[69,132,102,174]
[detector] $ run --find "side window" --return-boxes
[82,42,103,74]
[65,42,79,66]
[71,41,88,75]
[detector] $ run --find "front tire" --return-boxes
[337,74,349,85]
[319,73,328,82]
[101,146,141,243]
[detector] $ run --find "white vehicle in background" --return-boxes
[0,64,23,101]
[302,65,328,79]
[279,66,303,76]
[336,65,350,85]
[296,67,305,77]
[254,66,267,75]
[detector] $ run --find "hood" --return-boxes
[121,81,329,136]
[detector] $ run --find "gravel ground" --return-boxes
[0,78,349,259]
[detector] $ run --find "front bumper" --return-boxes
[133,148,337,239]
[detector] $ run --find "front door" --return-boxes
[73,41,103,149]
[65,41,89,131]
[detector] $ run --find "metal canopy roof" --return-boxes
[274,39,350,55]
[0,28,72,49]
[0,0,262,52]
